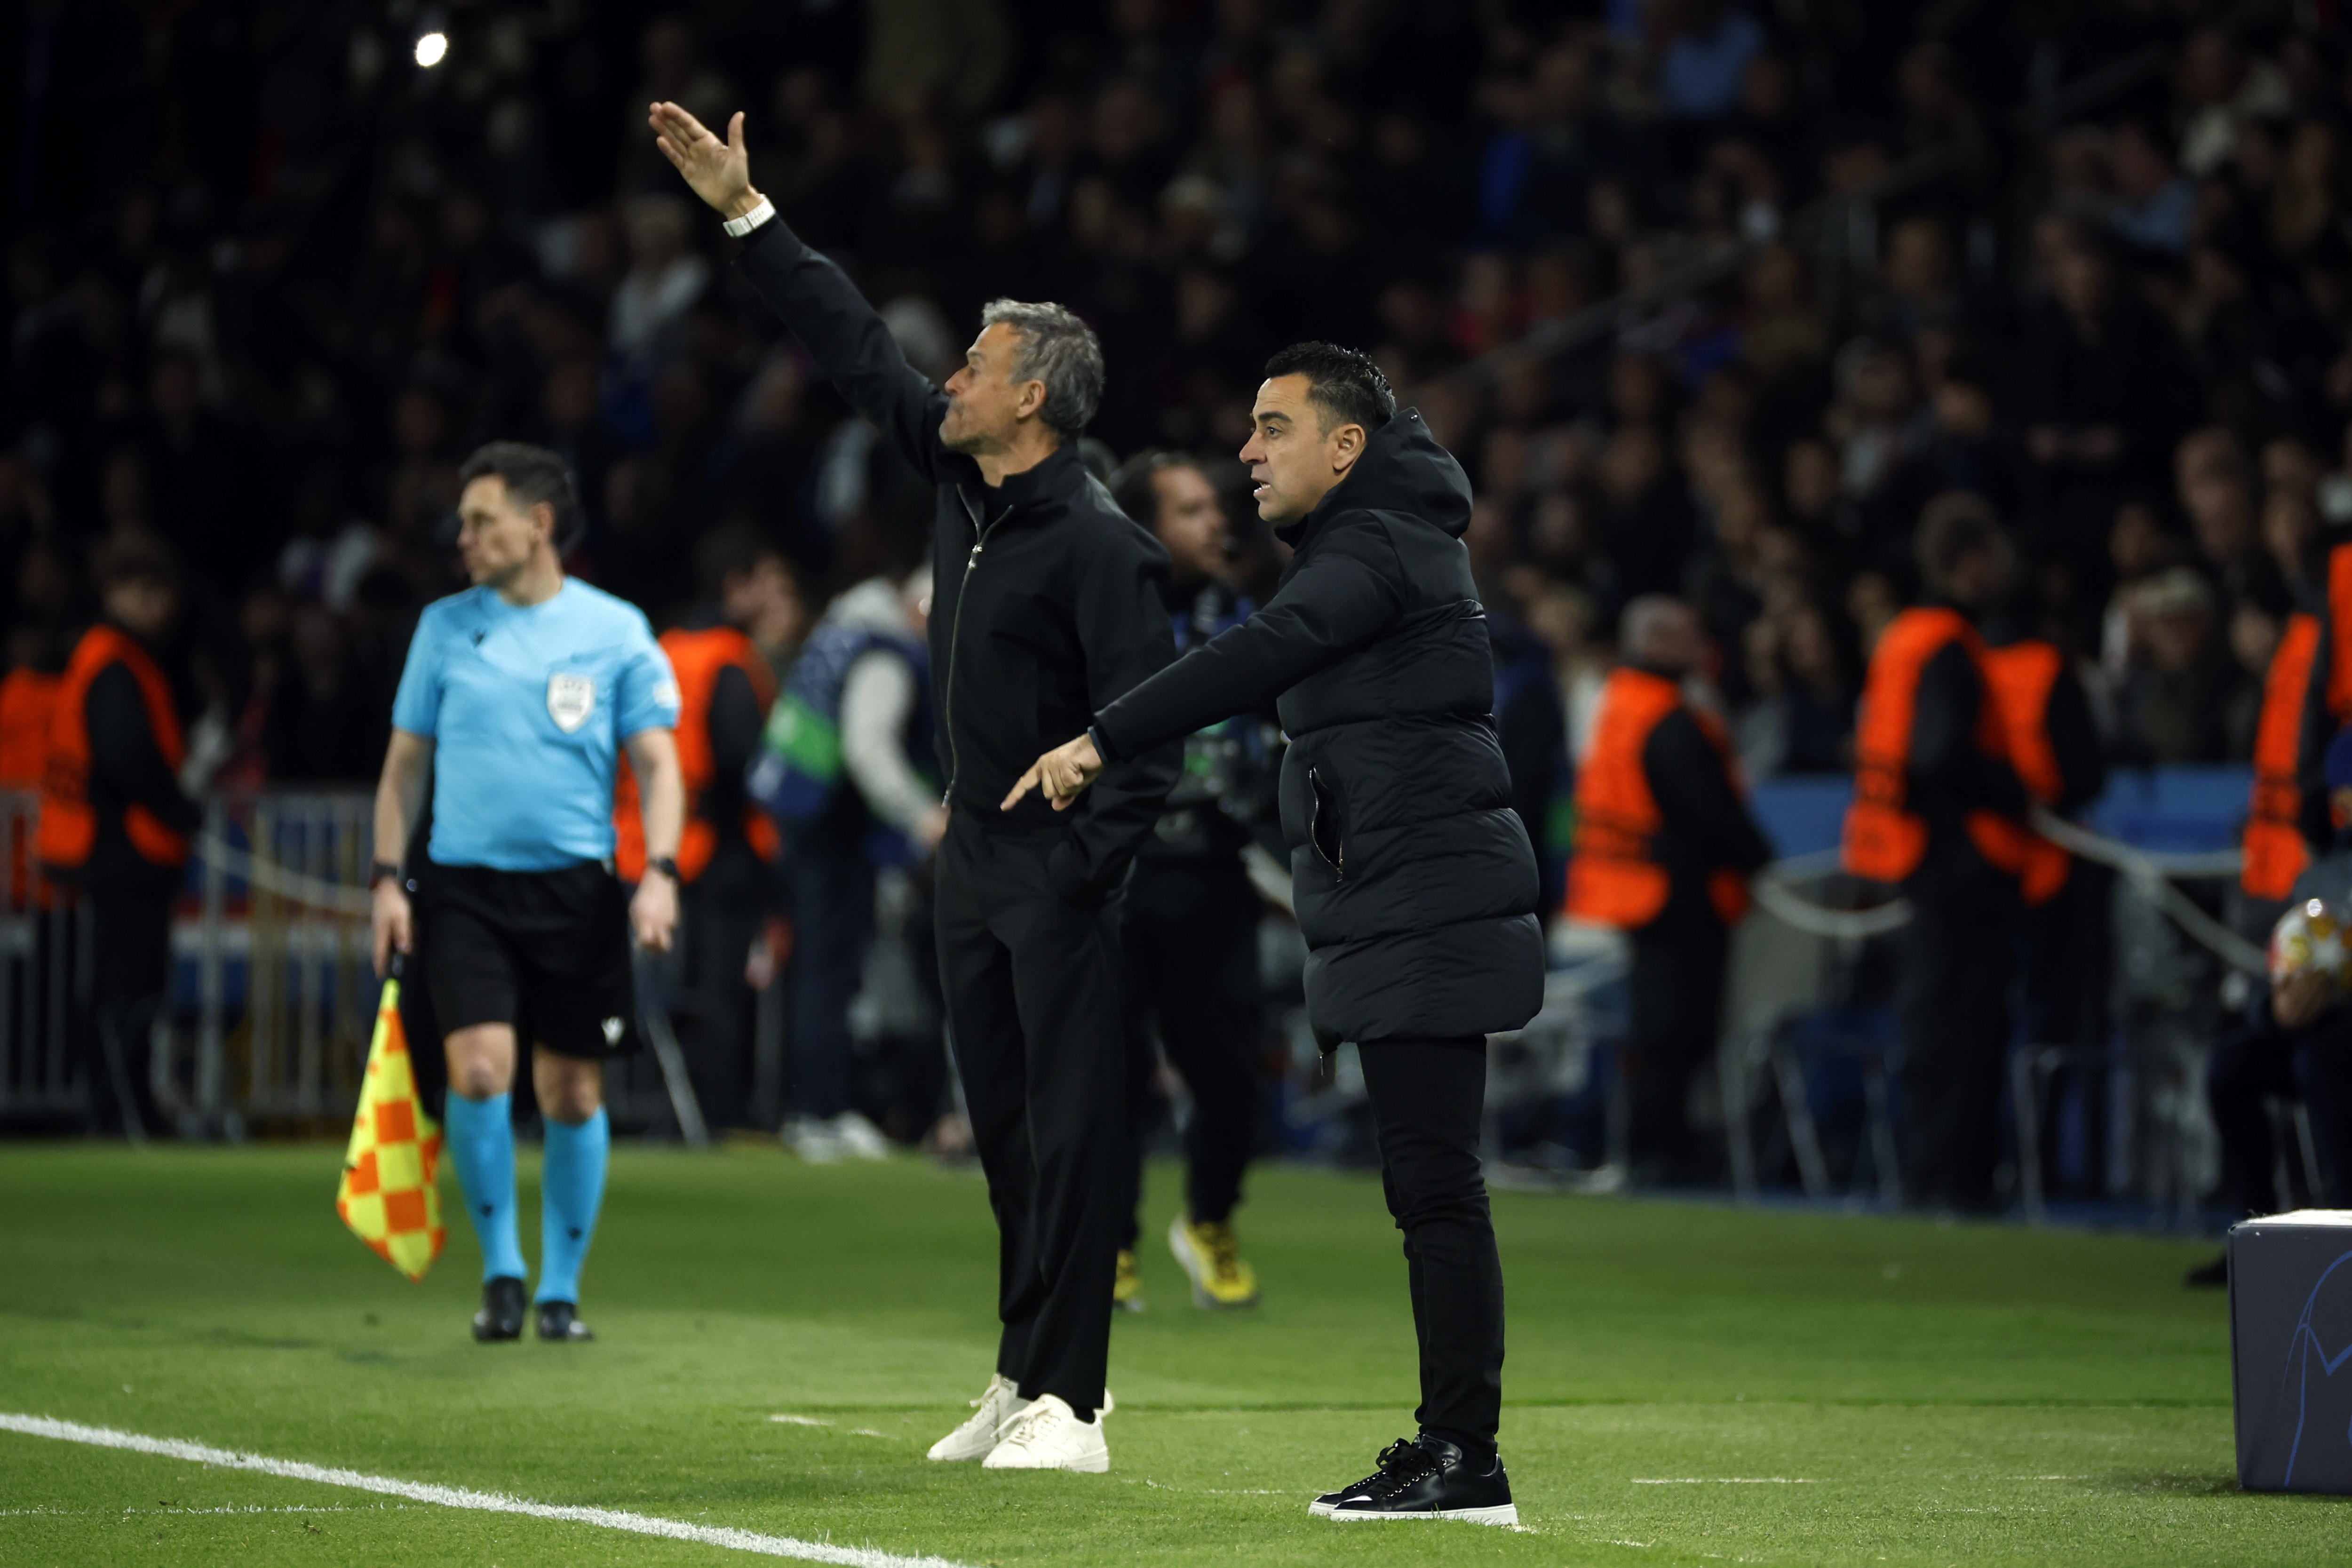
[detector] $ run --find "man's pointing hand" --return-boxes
[1001,733,1105,813]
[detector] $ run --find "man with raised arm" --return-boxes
[1006,345,1544,1525]
[651,101,1179,1474]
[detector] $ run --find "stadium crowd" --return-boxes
[9,1,2352,1191]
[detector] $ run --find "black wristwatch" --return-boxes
[367,860,402,889]
[647,856,683,885]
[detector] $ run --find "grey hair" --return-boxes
[979,299,1105,440]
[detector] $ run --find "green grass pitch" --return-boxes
[0,1142,2340,1565]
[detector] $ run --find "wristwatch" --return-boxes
[722,198,775,238]
[367,860,402,889]
[648,856,683,885]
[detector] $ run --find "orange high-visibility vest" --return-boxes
[1981,638,2075,908]
[1564,666,1751,928]
[614,626,781,883]
[37,624,190,873]
[2244,611,2323,899]
[1842,606,2028,885]
[0,668,59,789]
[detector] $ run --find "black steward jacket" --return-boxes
[72,632,199,895]
[1632,674,1773,930]
[1092,410,1545,1044]
[1907,618,2030,905]
[734,219,1180,905]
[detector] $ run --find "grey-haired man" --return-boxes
[653,102,1180,1473]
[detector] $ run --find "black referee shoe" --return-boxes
[1312,1434,1518,1526]
[472,1277,526,1342]
[536,1300,595,1342]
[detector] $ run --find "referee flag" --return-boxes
[335,969,445,1280]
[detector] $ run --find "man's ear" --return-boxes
[1016,379,1047,422]
[1329,421,1367,476]
[532,501,560,547]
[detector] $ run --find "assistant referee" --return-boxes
[369,441,685,1344]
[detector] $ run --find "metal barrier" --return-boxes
[0,789,694,1136]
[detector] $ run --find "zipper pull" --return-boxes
[968,541,983,566]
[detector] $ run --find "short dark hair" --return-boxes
[458,441,581,548]
[693,521,790,601]
[1111,449,1203,528]
[1915,490,2007,593]
[92,529,179,594]
[1263,342,1395,435]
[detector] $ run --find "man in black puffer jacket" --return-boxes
[1006,344,1543,1527]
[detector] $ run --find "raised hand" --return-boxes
[648,101,763,220]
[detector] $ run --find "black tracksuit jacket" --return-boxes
[1091,410,1546,1044]
[734,219,1180,904]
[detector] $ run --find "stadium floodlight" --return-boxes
[414,31,449,69]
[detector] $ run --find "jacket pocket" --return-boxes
[1308,765,1345,877]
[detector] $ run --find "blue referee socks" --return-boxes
[536,1108,609,1306]
[445,1092,527,1284]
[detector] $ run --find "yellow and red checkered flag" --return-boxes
[335,971,445,1281]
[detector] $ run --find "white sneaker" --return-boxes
[831,1112,891,1161]
[784,1117,845,1164]
[982,1394,1109,1472]
[926,1373,1030,1462]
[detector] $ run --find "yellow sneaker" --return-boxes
[1168,1215,1259,1309]
[1112,1248,1146,1312]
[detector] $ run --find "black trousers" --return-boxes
[85,883,173,1138]
[2015,864,2112,1194]
[1627,908,1729,1179]
[1360,1035,1504,1457]
[936,816,1125,1413]
[787,833,875,1122]
[676,877,765,1130]
[1120,857,1263,1246]
[2209,1015,2352,1214]
[1897,887,2017,1212]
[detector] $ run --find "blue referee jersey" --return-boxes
[391,581,680,872]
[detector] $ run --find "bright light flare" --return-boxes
[414,32,449,68]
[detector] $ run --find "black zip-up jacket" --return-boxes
[1091,410,1545,1044]
[734,219,1179,905]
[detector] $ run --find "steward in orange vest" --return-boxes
[1565,667,1770,931]
[614,623,779,887]
[0,654,62,911]
[36,532,197,1138]
[1845,493,2030,1214]
[2247,537,2352,901]
[1979,634,2106,907]
[38,622,197,891]
[1565,597,1771,1184]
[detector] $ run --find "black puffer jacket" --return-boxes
[1091,410,1545,1043]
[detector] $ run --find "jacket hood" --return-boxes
[1277,407,1471,546]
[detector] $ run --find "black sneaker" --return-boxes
[536,1300,595,1342]
[472,1277,526,1342]
[2185,1252,2228,1289]
[1312,1434,1518,1526]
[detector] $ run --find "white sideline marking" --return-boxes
[0,1413,971,1568]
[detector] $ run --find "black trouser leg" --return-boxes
[2207,1023,2294,1217]
[86,885,172,1140]
[677,880,762,1130]
[2293,1028,2352,1208]
[937,821,1125,1413]
[1122,861,1262,1240]
[1626,911,1727,1180]
[1898,894,2015,1212]
[1359,1035,1503,1459]
[2018,866,2111,1193]
[788,838,874,1122]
